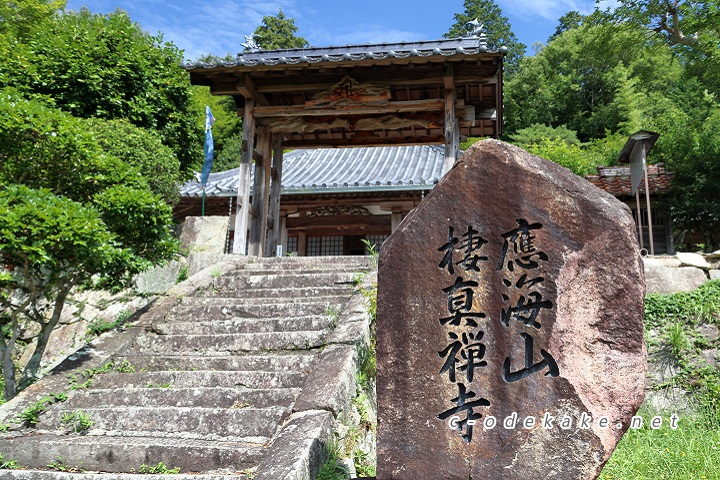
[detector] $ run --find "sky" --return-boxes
[64,0,611,62]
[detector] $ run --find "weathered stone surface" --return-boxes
[254,410,334,480]
[645,264,707,294]
[698,324,720,342]
[178,216,229,253]
[134,260,183,294]
[377,140,646,480]
[643,256,681,268]
[676,252,711,269]
[293,344,357,416]
[710,269,720,280]
[187,251,234,276]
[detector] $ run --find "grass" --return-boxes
[139,461,180,474]
[601,279,720,479]
[60,410,94,433]
[316,439,349,480]
[85,310,132,339]
[0,453,21,469]
[601,406,720,479]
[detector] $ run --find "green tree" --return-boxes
[445,0,526,73]
[669,110,720,251]
[508,123,580,147]
[637,81,720,251]
[601,0,720,92]
[0,7,202,175]
[549,10,585,41]
[88,118,181,204]
[0,0,65,38]
[251,9,308,50]
[504,22,682,139]
[0,89,177,400]
[602,0,718,49]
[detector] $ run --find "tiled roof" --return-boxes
[586,163,673,197]
[182,145,446,198]
[184,35,504,70]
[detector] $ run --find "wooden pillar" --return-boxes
[265,134,284,257]
[298,232,307,257]
[249,126,272,256]
[391,207,403,233]
[280,216,288,255]
[232,98,255,255]
[444,63,459,174]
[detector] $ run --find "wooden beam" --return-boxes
[236,74,270,107]
[264,134,284,256]
[252,99,450,118]
[248,126,272,256]
[280,135,446,149]
[232,98,255,255]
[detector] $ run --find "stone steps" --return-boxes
[210,271,358,290]
[37,405,286,442]
[110,353,316,372]
[0,256,374,478]
[151,315,333,335]
[131,330,329,354]
[0,435,258,474]
[242,256,370,271]
[169,296,347,320]
[202,285,353,299]
[79,370,307,390]
[60,387,299,409]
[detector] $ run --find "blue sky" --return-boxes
[64,0,610,61]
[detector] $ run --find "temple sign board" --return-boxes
[377,140,647,479]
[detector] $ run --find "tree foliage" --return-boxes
[0,7,202,175]
[508,123,580,146]
[0,0,65,38]
[504,22,682,140]
[505,6,720,251]
[0,89,177,400]
[251,9,309,50]
[600,0,720,93]
[549,10,585,42]
[446,0,526,73]
[0,185,132,399]
[88,118,181,204]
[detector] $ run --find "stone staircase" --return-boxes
[0,256,374,479]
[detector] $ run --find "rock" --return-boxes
[705,250,720,262]
[645,265,707,294]
[179,216,230,253]
[710,270,720,281]
[701,349,718,368]
[188,252,235,277]
[676,252,711,270]
[643,387,692,414]
[377,140,646,480]
[643,256,681,268]
[697,324,719,342]
[134,260,183,294]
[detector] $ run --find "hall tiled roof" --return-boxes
[181,145,446,198]
[184,35,503,70]
[586,163,673,197]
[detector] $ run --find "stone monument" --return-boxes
[377,140,647,479]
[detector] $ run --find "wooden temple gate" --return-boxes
[186,33,506,256]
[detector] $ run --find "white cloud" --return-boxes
[499,0,597,22]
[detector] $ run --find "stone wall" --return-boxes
[644,251,719,294]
